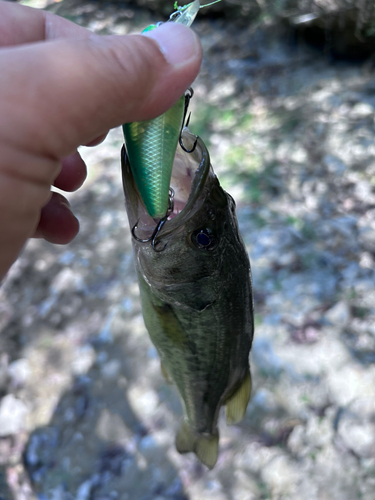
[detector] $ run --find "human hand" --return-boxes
[0,1,202,281]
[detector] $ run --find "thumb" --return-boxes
[0,22,201,280]
[0,22,202,160]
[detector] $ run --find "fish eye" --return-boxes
[191,228,218,251]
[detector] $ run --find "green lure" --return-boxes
[122,1,200,219]
[123,93,185,219]
[122,1,221,219]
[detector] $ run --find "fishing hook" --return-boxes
[169,11,180,22]
[131,188,175,252]
[179,88,198,154]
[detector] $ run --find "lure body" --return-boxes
[123,97,185,218]
[122,1,200,219]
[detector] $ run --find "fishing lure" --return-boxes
[122,1,221,219]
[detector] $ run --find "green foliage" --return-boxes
[352,306,370,318]
[300,393,311,404]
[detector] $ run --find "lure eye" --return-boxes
[191,228,218,251]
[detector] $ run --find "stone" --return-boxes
[359,226,375,249]
[325,301,350,327]
[71,345,96,376]
[350,103,374,118]
[51,268,83,294]
[305,414,334,448]
[96,410,132,443]
[101,360,122,380]
[328,365,375,406]
[323,155,347,175]
[261,455,299,496]
[0,395,28,436]
[127,388,159,419]
[8,359,31,387]
[76,479,93,500]
[338,410,375,458]
[287,425,306,455]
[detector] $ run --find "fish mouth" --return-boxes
[122,128,211,240]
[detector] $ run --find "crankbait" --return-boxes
[122,1,221,219]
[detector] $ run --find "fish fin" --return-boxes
[195,433,219,470]
[175,420,196,454]
[153,303,188,350]
[225,370,252,425]
[160,361,172,384]
[175,421,219,469]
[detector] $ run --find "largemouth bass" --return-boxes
[121,129,254,468]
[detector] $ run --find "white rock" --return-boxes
[261,455,299,495]
[359,226,375,248]
[323,154,346,174]
[350,102,374,118]
[0,395,28,436]
[76,479,92,500]
[325,301,350,327]
[8,358,30,387]
[341,421,375,458]
[50,485,65,500]
[127,387,159,419]
[287,425,306,455]
[51,268,83,293]
[306,415,334,448]
[101,359,121,380]
[338,409,375,458]
[278,334,350,376]
[96,409,131,442]
[71,345,96,376]
[328,365,375,406]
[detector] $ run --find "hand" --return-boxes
[0,1,202,281]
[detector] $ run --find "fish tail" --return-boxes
[175,420,219,469]
[225,369,252,425]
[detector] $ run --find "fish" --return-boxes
[121,128,254,468]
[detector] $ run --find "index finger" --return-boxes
[0,1,90,47]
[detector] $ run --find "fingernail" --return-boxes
[142,23,201,67]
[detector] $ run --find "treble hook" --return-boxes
[179,88,198,154]
[131,188,175,252]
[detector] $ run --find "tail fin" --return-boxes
[175,420,219,469]
[225,370,252,425]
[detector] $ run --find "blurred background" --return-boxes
[1,0,375,499]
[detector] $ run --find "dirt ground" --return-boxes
[0,1,375,499]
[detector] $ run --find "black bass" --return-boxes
[121,129,254,468]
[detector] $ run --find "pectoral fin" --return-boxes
[225,370,252,425]
[160,361,172,384]
[153,303,188,350]
[175,420,193,454]
[175,420,219,469]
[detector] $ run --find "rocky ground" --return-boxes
[0,1,375,499]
